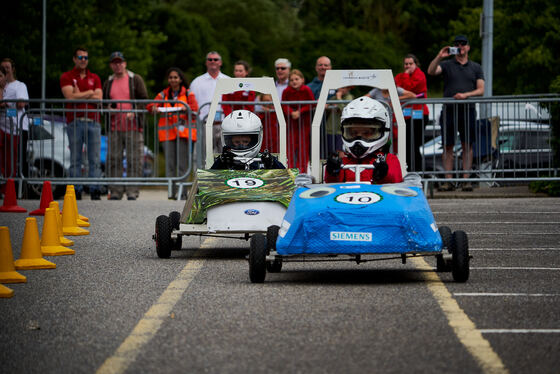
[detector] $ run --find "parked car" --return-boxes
[26,116,71,199]
[419,120,553,181]
[26,115,155,199]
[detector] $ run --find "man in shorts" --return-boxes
[428,35,485,191]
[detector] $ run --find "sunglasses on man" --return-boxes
[207,58,220,62]
[77,55,89,60]
[454,41,468,46]
[276,66,287,70]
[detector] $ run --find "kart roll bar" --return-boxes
[310,70,407,182]
[204,77,287,168]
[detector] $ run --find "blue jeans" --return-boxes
[67,119,102,193]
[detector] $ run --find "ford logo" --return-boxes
[244,209,260,216]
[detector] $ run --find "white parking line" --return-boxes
[454,293,560,297]
[411,257,508,374]
[432,211,560,214]
[96,238,215,374]
[470,248,560,251]
[468,233,560,235]
[437,222,560,224]
[480,329,560,334]
[471,267,560,271]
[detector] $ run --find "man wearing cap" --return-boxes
[102,51,149,200]
[428,35,485,192]
[60,47,103,200]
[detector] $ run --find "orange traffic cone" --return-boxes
[41,208,75,256]
[66,185,89,222]
[14,218,56,270]
[0,283,14,298]
[62,192,89,236]
[29,181,54,216]
[69,189,90,227]
[48,201,74,247]
[0,227,27,283]
[0,179,27,213]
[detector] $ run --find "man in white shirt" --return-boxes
[274,58,291,99]
[190,51,230,121]
[190,51,230,153]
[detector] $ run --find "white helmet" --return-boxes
[340,97,390,159]
[221,109,263,159]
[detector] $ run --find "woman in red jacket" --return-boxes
[221,60,256,117]
[395,54,429,172]
[281,69,314,172]
[147,67,198,178]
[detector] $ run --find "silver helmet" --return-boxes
[221,110,263,159]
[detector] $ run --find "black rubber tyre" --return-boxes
[155,215,172,259]
[436,226,453,272]
[169,211,182,251]
[451,230,470,282]
[439,226,453,252]
[249,233,267,283]
[265,225,282,272]
[26,161,66,199]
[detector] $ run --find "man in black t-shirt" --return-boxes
[428,35,485,192]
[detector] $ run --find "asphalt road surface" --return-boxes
[1,196,559,374]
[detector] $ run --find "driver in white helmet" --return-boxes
[211,109,285,170]
[324,96,403,184]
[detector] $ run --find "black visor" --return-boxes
[224,133,259,151]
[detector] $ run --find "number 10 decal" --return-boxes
[335,192,381,205]
[226,177,265,189]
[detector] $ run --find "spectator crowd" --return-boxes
[1,34,485,199]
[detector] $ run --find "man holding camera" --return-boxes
[428,35,485,192]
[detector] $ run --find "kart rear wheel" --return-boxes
[451,230,469,282]
[436,226,453,272]
[155,215,172,259]
[169,211,182,251]
[249,233,267,283]
[266,225,282,273]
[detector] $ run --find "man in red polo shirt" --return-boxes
[60,47,103,200]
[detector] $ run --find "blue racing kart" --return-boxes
[248,168,470,283]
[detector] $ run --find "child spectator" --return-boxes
[281,69,314,172]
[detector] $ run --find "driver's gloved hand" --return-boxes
[261,149,274,169]
[371,155,388,182]
[326,153,342,176]
[220,146,235,167]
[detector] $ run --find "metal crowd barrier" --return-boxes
[1,98,198,199]
[2,95,558,199]
[401,96,559,191]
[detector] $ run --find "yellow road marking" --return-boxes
[411,257,509,374]
[96,237,217,374]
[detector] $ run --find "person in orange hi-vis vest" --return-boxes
[147,67,198,180]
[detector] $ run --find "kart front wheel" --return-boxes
[266,225,282,273]
[249,233,267,283]
[436,226,453,272]
[155,215,172,259]
[169,211,182,251]
[451,230,469,282]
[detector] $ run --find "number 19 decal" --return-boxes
[226,177,264,189]
[335,192,381,205]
